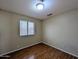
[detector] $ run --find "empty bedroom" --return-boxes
[0,0,78,59]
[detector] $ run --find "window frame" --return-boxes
[19,19,35,37]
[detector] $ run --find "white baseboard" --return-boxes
[0,41,77,57]
[0,41,41,57]
[43,41,78,57]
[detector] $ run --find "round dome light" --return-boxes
[36,3,44,10]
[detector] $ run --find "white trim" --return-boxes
[0,41,77,57]
[0,42,41,57]
[43,41,78,57]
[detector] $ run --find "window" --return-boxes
[28,21,35,35]
[20,20,27,36]
[20,20,35,36]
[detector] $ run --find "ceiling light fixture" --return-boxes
[36,0,44,10]
[36,3,44,10]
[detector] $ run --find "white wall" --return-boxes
[43,9,78,57]
[0,11,42,55]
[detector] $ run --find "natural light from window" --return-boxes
[20,20,35,36]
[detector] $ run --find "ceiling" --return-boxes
[0,0,78,20]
